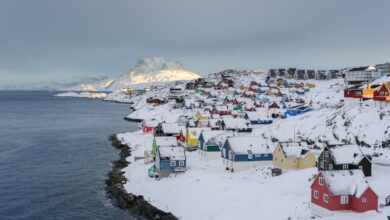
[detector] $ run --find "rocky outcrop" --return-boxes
[106,135,177,220]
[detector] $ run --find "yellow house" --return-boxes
[186,127,211,146]
[195,111,210,121]
[362,83,381,99]
[273,143,316,169]
[305,83,316,88]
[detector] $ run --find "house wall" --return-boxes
[273,145,297,169]
[206,145,220,152]
[351,188,378,212]
[298,153,316,169]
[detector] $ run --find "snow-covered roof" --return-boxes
[162,123,185,134]
[143,119,159,128]
[227,136,272,154]
[329,145,364,165]
[209,119,223,128]
[280,144,310,158]
[201,130,231,144]
[245,110,270,121]
[223,117,250,129]
[155,136,177,147]
[215,105,228,111]
[158,146,185,160]
[321,170,370,198]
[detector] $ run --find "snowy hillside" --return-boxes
[74,57,199,93]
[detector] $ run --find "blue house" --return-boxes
[244,111,273,125]
[155,146,186,178]
[283,104,313,118]
[221,136,273,172]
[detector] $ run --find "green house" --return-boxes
[197,130,231,152]
[152,136,178,155]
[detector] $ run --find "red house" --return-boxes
[311,170,378,217]
[212,105,229,116]
[373,82,390,102]
[344,85,363,99]
[142,120,159,133]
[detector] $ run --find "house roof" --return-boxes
[162,123,185,135]
[227,136,272,154]
[245,110,271,121]
[143,119,160,128]
[215,105,228,111]
[222,117,250,129]
[209,119,223,128]
[329,145,365,165]
[321,170,370,198]
[279,142,310,158]
[201,130,232,145]
[155,136,177,147]
[158,146,185,160]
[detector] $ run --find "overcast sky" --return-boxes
[0,0,389,84]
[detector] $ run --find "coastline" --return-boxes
[106,135,177,220]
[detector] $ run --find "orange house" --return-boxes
[373,82,390,102]
[361,83,381,99]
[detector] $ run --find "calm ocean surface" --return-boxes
[0,91,140,220]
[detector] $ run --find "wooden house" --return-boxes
[317,145,372,177]
[268,101,281,118]
[221,136,273,172]
[272,142,316,169]
[152,136,178,155]
[186,127,211,147]
[197,130,232,160]
[220,117,252,132]
[208,118,223,130]
[212,105,229,116]
[142,119,159,133]
[155,146,186,178]
[195,110,210,122]
[344,85,363,99]
[311,170,378,217]
[244,110,272,125]
[373,81,390,102]
[155,123,186,141]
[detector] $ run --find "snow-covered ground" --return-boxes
[117,132,390,220]
[55,91,108,99]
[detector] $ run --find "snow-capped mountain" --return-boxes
[68,57,200,92]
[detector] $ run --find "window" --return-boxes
[179,160,185,166]
[222,150,226,158]
[170,160,176,166]
[319,177,324,185]
[324,151,329,158]
[323,194,329,203]
[274,157,277,161]
[340,196,349,204]
[343,164,348,170]
[329,164,333,170]
[359,165,363,170]
[314,190,319,199]
[293,159,297,163]
[362,197,367,203]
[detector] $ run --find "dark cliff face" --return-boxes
[106,135,178,220]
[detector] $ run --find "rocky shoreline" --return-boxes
[106,135,177,220]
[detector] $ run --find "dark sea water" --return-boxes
[0,91,140,220]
